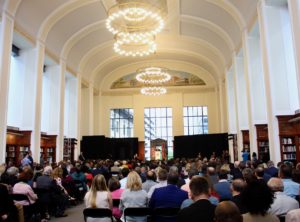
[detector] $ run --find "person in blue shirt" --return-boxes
[241,149,250,162]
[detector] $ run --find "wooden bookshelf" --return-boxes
[277,114,300,163]
[63,138,77,162]
[255,124,270,162]
[241,130,250,151]
[40,134,57,164]
[6,128,31,165]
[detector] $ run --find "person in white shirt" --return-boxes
[267,177,299,216]
[148,168,168,199]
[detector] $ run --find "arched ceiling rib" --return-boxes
[9,0,260,89]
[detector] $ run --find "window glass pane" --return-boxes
[150,108,155,117]
[203,107,208,115]
[167,127,172,136]
[167,117,172,127]
[193,107,198,116]
[144,108,149,117]
[156,117,161,127]
[183,107,187,116]
[156,108,161,117]
[161,108,166,116]
[183,106,208,135]
[161,118,166,127]
[167,108,172,117]
[110,110,114,118]
[110,108,133,138]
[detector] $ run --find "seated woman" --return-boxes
[84,174,113,222]
[241,180,279,222]
[108,177,124,220]
[120,171,148,222]
[13,168,38,206]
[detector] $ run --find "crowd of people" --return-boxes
[1,150,300,222]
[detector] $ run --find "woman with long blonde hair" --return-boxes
[120,171,148,222]
[84,174,112,222]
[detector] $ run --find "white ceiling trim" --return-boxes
[181,14,235,51]
[100,59,217,91]
[92,48,222,86]
[3,0,21,17]
[206,0,246,30]
[78,34,225,80]
[37,0,98,42]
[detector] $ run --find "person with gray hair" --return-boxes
[267,177,299,216]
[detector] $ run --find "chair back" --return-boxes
[83,208,113,222]
[152,207,180,218]
[11,193,31,204]
[123,207,151,222]
[113,198,120,207]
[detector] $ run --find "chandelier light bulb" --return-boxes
[141,86,167,96]
[136,67,171,84]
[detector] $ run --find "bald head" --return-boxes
[215,201,242,222]
[231,179,246,193]
[267,177,284,192]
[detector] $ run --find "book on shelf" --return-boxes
[282,146,296,152]
[282,138,294,144]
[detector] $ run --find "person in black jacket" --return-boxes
[177,176,215,222]
[0,184,18,222]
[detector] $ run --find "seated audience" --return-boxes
[279,163,300,198]
[149,171,188,222]
[84,174,112,222]
[148,168,168,198]
[108,177,124,220]
[267,177,299,216]
[241,180,279,222]
[231,178,247,214]
[120,171,148,222]
[214,201,243,222]
[142,170,157,193]
[265,161,278,178]
[214,169,232,201]
[120,168,130,189]
[181,168,198,197]
[0,183,18,222]
[255,166,271,183]
[13,169,37,205]
[285,209,300,222]
[177,176,216,222]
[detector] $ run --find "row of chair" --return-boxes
[83,207,181,222]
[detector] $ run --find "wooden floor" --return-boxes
[51,203,85,222]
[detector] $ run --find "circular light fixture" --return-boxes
[106,3,164,37]
[136,67,171,84]
[113,37,157,57]
[141,86,167,96]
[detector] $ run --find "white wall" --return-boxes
[226,71,237,134]
[81,87,90,136]
[97,90,220,140]
[247,36,267,123]
[64,76,77,138]
[41,65,60,134]
[265,5,299,114]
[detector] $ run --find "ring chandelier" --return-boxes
[136,66,171,96]
[106,1,165,57]
[136,67,171,84]
[140,86,167,96]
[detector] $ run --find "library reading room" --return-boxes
[0,0,300,222]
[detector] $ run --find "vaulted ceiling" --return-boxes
[1,0,259,88]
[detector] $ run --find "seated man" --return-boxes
[279,163,300,198]
[214,169,232,201]
[231,179,247,214]
[267,177,299,216]
[149,171,188,222]
[177,176,216,222]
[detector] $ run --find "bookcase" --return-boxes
[255,124,270,162]
[40,134,57,164]
[277,114,300,163]
[241,130,250,151]
[6,128,31,165]
[63,138,77,162]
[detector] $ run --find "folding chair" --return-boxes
[11,193,38,221]
[152,207,180,221]
[113,199,120,207]
[83,208,113,222]
[123,207,151,222]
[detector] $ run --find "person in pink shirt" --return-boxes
[13,168,38,206]
[108,177,124,220]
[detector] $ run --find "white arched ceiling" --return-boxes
[46,1,105,55]
[9,0,260,91]
[2,0,22,17]
[76,35,225,82]
[92,50,222,87]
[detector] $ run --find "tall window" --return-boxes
[144,107,173,159]
[183,106,208,135]
[110,109,133,138]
